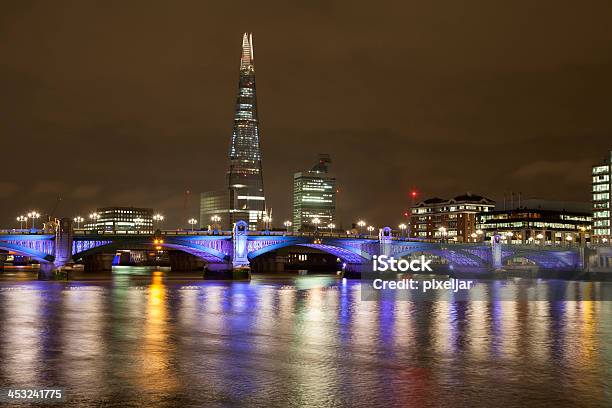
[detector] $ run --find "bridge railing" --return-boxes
[0,229,47,235]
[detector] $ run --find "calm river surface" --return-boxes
[0,268,611,407]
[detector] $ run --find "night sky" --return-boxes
[1,1,611,229]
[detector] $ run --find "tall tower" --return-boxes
[227,32,266,229]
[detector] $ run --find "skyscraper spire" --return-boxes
[240,32,254,72]
[228,32,266,229]
[200,32,265,231]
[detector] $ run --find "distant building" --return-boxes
[592,151,611,244]
[200,33,266,231]
[410,193,495,242]
[477,208,592,244]
[84,207,153,233]
[292,154,336,232]
[199,190,231,230]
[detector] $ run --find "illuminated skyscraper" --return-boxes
[228,32,266,229]
[292,155,336,232]
[592,150,611,244]
[201,33,266,230]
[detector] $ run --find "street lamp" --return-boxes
[73,216,84,229]
[210,215,221,232]
[27,211,40,229]
[357,220,366,235]
[153,213,164,229]
[438,226,447,243]
[399,223,407,238]
[470,232,477,242]
[262,215,271,231]
[283,220,292,233]
[16,215,27,229]
[327,223,335,231]
[476,229,483,242]
[566,235,573,246]
[89,212,100,231]
[133,217,144,232]
[188,218,198,232]
[367,225,375,236]
[312,217,321,232]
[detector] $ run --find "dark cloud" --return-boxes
[1,0,611,228]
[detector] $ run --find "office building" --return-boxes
[200,33,266,231]
[200,190,231,230]
[410,193,495,242]
[292,154,336,232]
[84,207,153,233]
[592,151,611,244]
[477,207,592,244]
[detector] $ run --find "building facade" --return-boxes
[410,193,495,242]
[84,207,153,233]
[477,208,592,244]
[200,33,266,231]
[292,155,336,232]
[592,151,611,244]
[200,190,231,230]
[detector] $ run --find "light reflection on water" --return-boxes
[0,271,610,407]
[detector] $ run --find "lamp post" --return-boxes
[367,225,375,237]
[210,215,221,233]
[283,220,292,233]
[27,211,40,229]
[566,235,573,247]
[16,215,27,230]
[312,217,321,232]
[262,215,272,231]
[476,229,484,242]
[470,232,477,242]
[133,217,144,232]
[438,226,447,243]
[89,212,100,231]
[153,214,164,230]
[188,218,197,232]
[73,216,84,229]
[327,223,335,232]
[399,223,407,239]
[357,220,366,235]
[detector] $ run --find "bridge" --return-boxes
[0,218,590,280]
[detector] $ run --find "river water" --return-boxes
[0,268,610,407]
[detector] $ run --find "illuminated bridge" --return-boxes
[0,218,588,280]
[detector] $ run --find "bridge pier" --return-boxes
[342,263,369,279]
[203,262,251,280]
[38,262,56,280]
[169,251,204,272]
[83,253,115,272]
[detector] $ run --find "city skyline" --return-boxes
[1,2,612,228]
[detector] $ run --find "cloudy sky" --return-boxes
[1,0,611,228]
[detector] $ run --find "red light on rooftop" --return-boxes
[410,191,417,198]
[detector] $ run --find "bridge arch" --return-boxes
[72,237,230,263]
[247,238,372,265]
[0,242,54,263]
[391,244,488,268]
[501,248,579,269]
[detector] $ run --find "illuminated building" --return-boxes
[200,33,266,231]
[477,199,592,244]
[84,207,153,233]
[410,193,495,242]
[199,190,231,230]
[592,151,611,244]
[292,154,336,232]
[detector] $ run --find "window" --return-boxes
[593,184,610,192]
